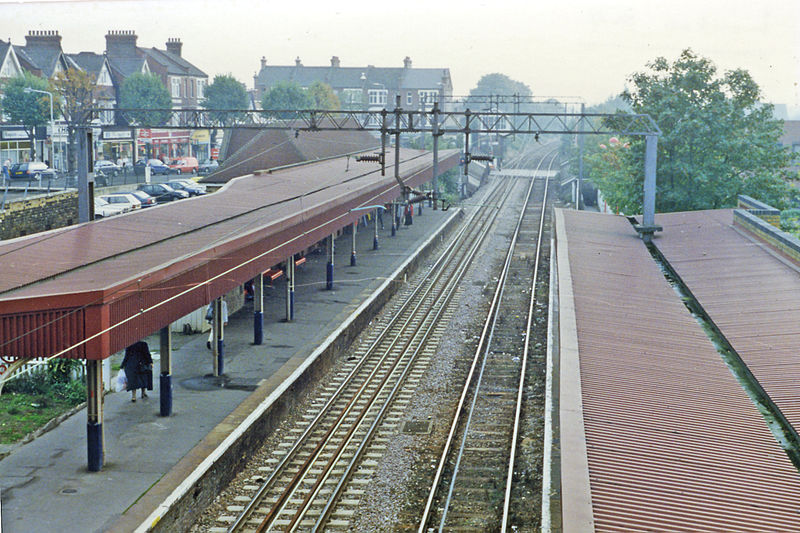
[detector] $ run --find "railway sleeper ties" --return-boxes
[420,150,555,532]
[227,177,520,525]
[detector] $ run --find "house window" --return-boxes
[342,88,362,108]
[197,80,205,100]
[368,89,387,106]
[407,92,412,106]
[418,90,439,108]
[171,78,180,98]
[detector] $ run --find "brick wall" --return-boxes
[0,191,79,240]
[737,194,781,228]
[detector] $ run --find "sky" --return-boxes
[2,0,798,113]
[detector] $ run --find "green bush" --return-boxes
[780,209,800,236]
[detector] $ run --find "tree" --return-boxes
[52,67,95,174]
[118,73,171,126]
[260,81,313,118]
[468,73,532,112]
[617,49,794,211]
[308,81,340,110]
[202,74,249,149]
[1,72,54,160]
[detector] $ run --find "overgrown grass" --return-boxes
[0,360,86,445]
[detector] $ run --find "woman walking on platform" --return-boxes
[121,341,153,402]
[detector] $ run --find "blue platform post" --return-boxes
[286,255,295,321]
[326,234,335,290]
[373,208,379,250]
[159,326,172,417]
[350,221,357,266]
[212,297,224,376]
[254,273,264,344]
[86,359,103,471]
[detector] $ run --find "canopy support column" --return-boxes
[159,326,172,417]
[86,359,103,471]
[254,273,264,345]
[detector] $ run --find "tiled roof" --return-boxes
[255,62,450,92]
[18,44,63,77]
[145,47,206,78]
[68,52,106,76]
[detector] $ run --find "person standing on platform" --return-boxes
[206,299,229,349]
[121,341,153,402]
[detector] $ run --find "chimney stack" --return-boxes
[403,56,412,69]
[105,30,138,57]
[260,56,267,69]
[330,56,340,68]
[295,56,302,67]
[165,37,182,57]
[25,30,62,48]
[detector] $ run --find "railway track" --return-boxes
[418,150,556,532]
[220,170,519,532]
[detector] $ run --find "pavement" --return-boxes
[0,204,454,533]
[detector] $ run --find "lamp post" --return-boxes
[24,87,54,166]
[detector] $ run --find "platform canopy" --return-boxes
[0,148,458,361]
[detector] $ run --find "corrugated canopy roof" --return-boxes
[0,148,458,360]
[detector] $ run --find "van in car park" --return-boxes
[168,157,199,175]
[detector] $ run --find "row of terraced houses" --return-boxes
[0,30,453,172]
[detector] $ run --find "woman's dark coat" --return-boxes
[121,341,153,391]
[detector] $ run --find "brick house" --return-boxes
[253,55,453,112]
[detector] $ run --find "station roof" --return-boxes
[653,209,800,435]
[555,208,800,531]
[0,148,458,360]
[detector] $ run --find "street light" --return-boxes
[23,87,54,165]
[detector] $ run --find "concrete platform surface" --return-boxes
[0,206,452,533]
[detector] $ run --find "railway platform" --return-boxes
[0,205,457,533]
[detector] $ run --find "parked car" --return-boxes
[167,178,206,196]
[94,197,128,219]
[137,183,189,203]
[198,159,219,174]
[168,157,199,175]
[101,193,142,210]
[133,159,174,176]
[9,161,57,180]
[94,160,121,177]
[129,189,157,208]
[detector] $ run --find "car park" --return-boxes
[94,197,128,219]
[8,161,57,180]
[100,193,142,210]
[134,159,174,176]
[137,183,189,202]
[128,189,157,207]
[94,160,121,176]
[167,178,206,196]
[168,157,199,175]
[198,159,219,174]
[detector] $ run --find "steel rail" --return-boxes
[228,177,513,533]
[500,152,555,531]
[437,151,553,531]
[271,178,515,532]
[417,145,556,532]
[310,175,520,530]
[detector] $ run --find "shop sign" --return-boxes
[138,128,151,139]
[103,130,133,140]
[191,129,210,143]
[2,129,29,140]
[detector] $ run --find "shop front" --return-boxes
[136,129,193,162]
[0,127,34,165]
[98,128,135,166]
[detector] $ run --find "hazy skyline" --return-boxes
[2,0,798,112]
